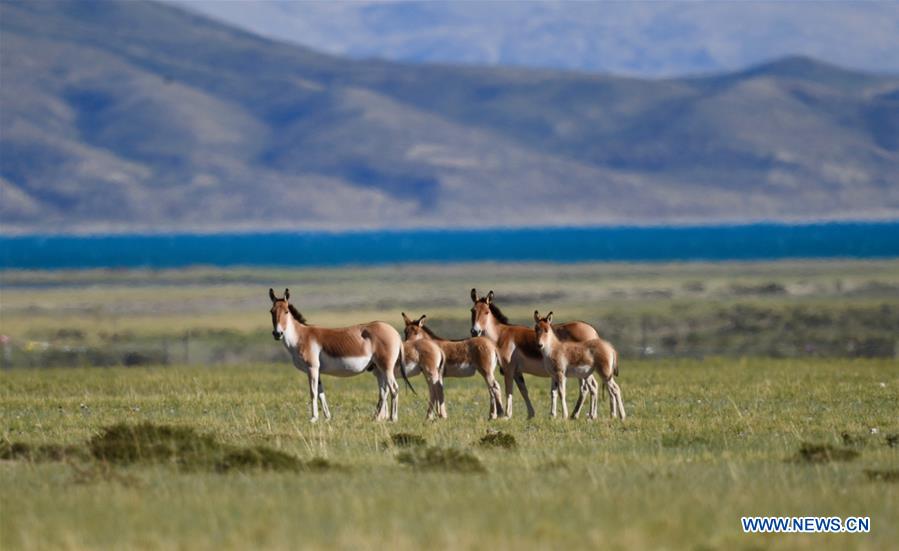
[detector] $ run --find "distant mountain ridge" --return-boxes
[168,0,899,78]
[1,0,897,234]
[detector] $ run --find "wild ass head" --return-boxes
[469,288,495,337]
[534,310,555,353]
[401,312,428,342]
[268,288,306,340]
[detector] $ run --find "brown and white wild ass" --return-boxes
[269,288,410,421]
[469,289,600,419]
[400,336,447,419]
[535,311,625,420]
[402,312,505,419]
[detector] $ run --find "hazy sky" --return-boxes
[168,0,899,76]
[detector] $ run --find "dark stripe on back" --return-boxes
[421,324,468,342]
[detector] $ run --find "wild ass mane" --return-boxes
[488,303,510,324]
[287,304,307,324]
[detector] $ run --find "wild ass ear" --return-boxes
[546,311,554,324]
[401,312,412,325]
[416,314,427,327]
[269,288,277,303]
[534,310,541,323]
[486,290,494,304]
[284,288,290,301]
[470,288,479,303]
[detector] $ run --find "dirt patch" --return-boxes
[397,446,485,473]
[478,431,517,449]
[388,433,427,448]
[864,469,899,483]
[791,443,859,464]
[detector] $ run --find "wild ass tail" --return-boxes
[397,345,416,395]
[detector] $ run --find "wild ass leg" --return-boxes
[514,371,537,419]
[437,379,447,418]
[608,378,626,420]
[557,372,569,419]
[491,379,504,418]
[387,370,400,422]
[373,369,389,420]
[550,379,559,418]
[318,380,331,420]
[307,366,321,422]
[588,376,599,420]
[502,363,516,418]
[425,376,437,420]
[484,373,504,419]
[425,368,443,420]
[571,379,587,419]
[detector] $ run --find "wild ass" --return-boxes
[269,288,410,421]
[470,289,600,419]
[400,336,447,420]
[402,312,505,419]
[535,311,625,420]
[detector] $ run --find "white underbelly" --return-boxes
[445,362,477,378]
[319,353,371,376]
[401,361,422,377]
[565,363,594,378]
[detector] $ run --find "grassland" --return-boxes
[1,260,898,549]
[1,360,897,550]
[1,260,898,367]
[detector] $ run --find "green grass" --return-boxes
[2,359,897,550]
[2,260,898,367]
[1,261,897,548]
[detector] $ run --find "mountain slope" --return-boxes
[168,0,899,78]
[1,0,897,233]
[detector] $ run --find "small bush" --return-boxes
[840,432,872,447]
[389,433,427,448]
[791,443,859,464]
[89,423,225,470]
[0,440,87,462]
[216,446,304,473]
[304,457,338,472]
[88,422,314,474]
[397,447,485,473]
[478,431,517,449]
[885,434,899,448]
[864,469,899,483]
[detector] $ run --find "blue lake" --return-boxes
[1,222,897,269]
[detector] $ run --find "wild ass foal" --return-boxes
[535,311,625,420]
[399,335,446,420]
[402,312,505,419]
[469,289,600,419]
[269,288,409,421]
